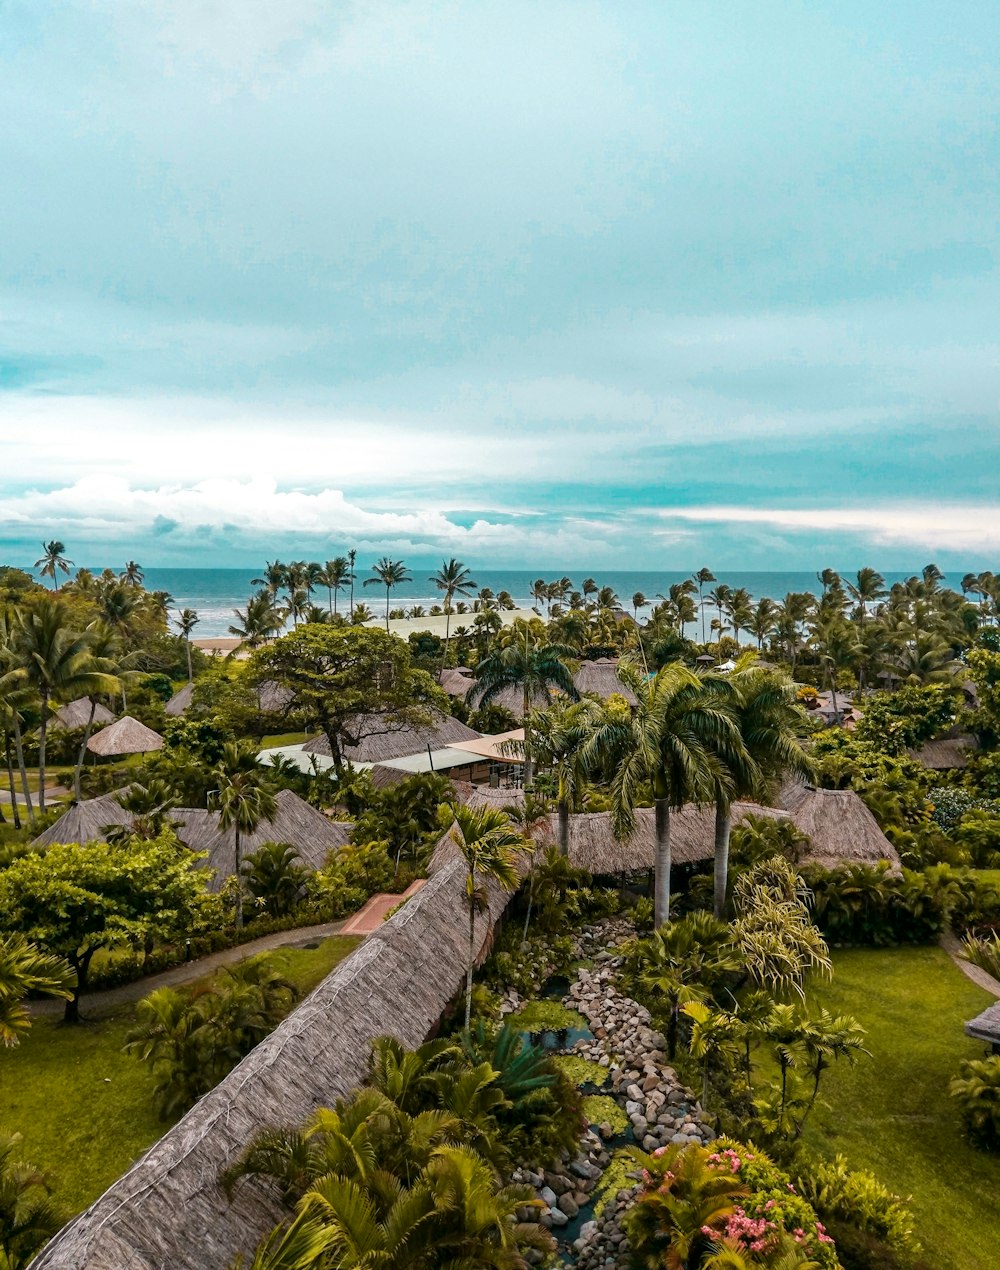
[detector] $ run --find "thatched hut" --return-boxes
[439,668,477,700]
[572,658,637,704]
[86,716,164,756]
[29,857,519,1270]
[907,735,976,772]
[778,783,901,870]
[31,792,135,848]
[256,679,296,714]
[302,709,480,765]
[165,682,194,717]
[51,698,115,731]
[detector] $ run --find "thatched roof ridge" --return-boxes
[439,668,476,699]
[449,781,527,813]
[30,857,517,1270]
[165,682,194,716]
[907,735,976,771]
[778,782,901,870]
[51,698,115,731]
[256,679,296,713]
[86,716,164,756]
[573,658,637,705]
[31,792,133,848]
[302,709,480,764]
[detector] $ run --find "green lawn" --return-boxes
[803,946,1000,1270]
[261,731,314,747]
[0,934,360,1218]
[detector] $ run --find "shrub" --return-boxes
[802,864,949,946]
[951,1056,1000,1150]
[959,932,1000,981]
[795,1153,918,1261]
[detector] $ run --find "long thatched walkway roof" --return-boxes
[302,709,480,764]
[30,856,518,1270]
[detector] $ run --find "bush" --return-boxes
[802,864,947,946]
[795,1153,918,1263]
[959,932,1000,981]
[950,1056,1000,1150]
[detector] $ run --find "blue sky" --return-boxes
[1,1,998,571]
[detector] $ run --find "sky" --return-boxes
[1,0,998,572]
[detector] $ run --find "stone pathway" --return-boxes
[29,919,350,1018]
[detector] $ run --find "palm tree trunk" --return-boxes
[38,690,49,814]
[11,713,33,823]
[653,797,671,926]
[185,636,193,683]
[558,798,569,856]
[235,827,243,928]
[385,585,391,633]
[522,683,533,788]
[713,803,731,919]
[465,888,476,1030]
[5,730,21,829]
[74,700,98,803]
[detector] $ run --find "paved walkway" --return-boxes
[340,880,427,935]
[29,919,350,1018]
[941,930,1000,999]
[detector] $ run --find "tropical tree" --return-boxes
[11,601,118,811]
[364,557,412,632]
[174,608,200,681]
[706,584,733,642]
[229,593,285,650]
[251,561,287,600]
[242,842,307,918]
[34,541,72,590]
[692,567,716,642]
[468,622,578,785]
[0,1129,63,1270]
[451,805,526,1028]
[430,558,477,656]
[808,615,861,721]
[747,597,779,650]
[583,658,739,925]
[522,696,606,855]
[319,558,350,616]
[216,756,278,927]
[0,935,75,1047]
[70,622,130,802]
[846,567,886,629]
[120,560,144,587]
[0,613,34,823]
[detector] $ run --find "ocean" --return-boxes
[69,567,965,637]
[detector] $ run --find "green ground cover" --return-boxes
[0,934,360,1218]
[803,946,1000,1270]
[261,732,314,747]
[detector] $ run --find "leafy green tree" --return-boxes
[249,625,444,772]
[34,541,73,590]
[452,805,527,1028]
[0,934,75,1047]
[0,832,206,1020]
[242,842,307,918]
[229,593,285,650]
[808,615,861,720]
[363,557,412,632]
[216,755,278,927]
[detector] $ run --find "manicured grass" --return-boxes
[0,935,360,1219]
[261,732,314,747]
[802,946,1000,1270]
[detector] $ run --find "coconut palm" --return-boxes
[0,1128,64,1269]
[319,558,350,616]
[11,603,118,812]
[70,622,130,802]
[216,760,278,927]
[174,608,200,681]
[242,842,307,919]
[723,587,753,646]
[808,615,861,720]
[631,592,647,622]
[120,560,144,588]
[0,614,34,823]
[452,805,526,1028]
[706,584,733,642]
[430,559,477,656]
[583,657,740,925]
[846,566,886,630]
[251,561,287,600]
[346,549,357,619]
[691,567,716,642]
[468,623,578,786]
[0,934,75,1047]
[524,697,605,856]
[34,541,72,591]
[364,558,412,632]
[230,594,285,650]
[747,597,778,650]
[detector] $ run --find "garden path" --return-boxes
[340,879,426,935]
[940,929,1000,998]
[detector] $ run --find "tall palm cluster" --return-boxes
[221,1029,575,1270]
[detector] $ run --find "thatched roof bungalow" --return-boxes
[572,658,637,704]
[439,668,477,699]
[51,698,115,731]
[778,783,901,870]
[29,856,518,1270]
[86,716,164,756]
[301,709,480,765]
[165,682,194,717]
[907,735,977,771]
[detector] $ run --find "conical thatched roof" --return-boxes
[30,856,519,1270]
[86,716,164,756]
[907,735,976,771]
[572,658,637,705]
[31,792,134,848]
[439,668,477,699]
[51,698,115,731]
[165,682,194,716]
[302,710,480,765]
[256,679,296,713]
[778,782,901,871]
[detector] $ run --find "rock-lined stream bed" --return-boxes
[502,918,714,1267]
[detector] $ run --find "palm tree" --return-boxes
[468,623,578,786]
[452,805,526,1027]
[229,594,284,650]
[34,541,73,591]
[0,613,34,823]
[350,602,374,626]
[584,657,739,925]
[11,603,118,812]
[346,549,357,619]
[525,698,604,855]
[251,561,287,600]
[242,842,306,919]
[174,608,200,681]
[0,1128,64,1269]
[320,558,350,616]
[285,588,310,630]
[747,597,778,650]
[692,567,716,642]
[702,660,812,917]
[120,560,144,588]
[364,558,412,632]
[216,761,278,928]
[846,567,886,631]
[631,592,647,621]
[808,615,861,721]
[0,934,75,1047]
[70,622,128,803]
[723,587,753,646]
[706,584,733,643]
[430,559,477,656]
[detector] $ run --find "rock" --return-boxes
[539,1186,558,1208]
[558,1193,580,1218]
[578,1219,599,1245]
[548,1205,569,1227]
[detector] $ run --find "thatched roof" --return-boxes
[30,856,518,1270]
[439,668,477,699]
[302,710,480,764]
[33,789,352,885]
[907,735,976,771]
[778,782,901,870]
[51,698,115,731]
[165,682,194,716]
[86,716,164,756]
[572,658,637,704]
[257,679,296,713]
[449,781,527,813]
